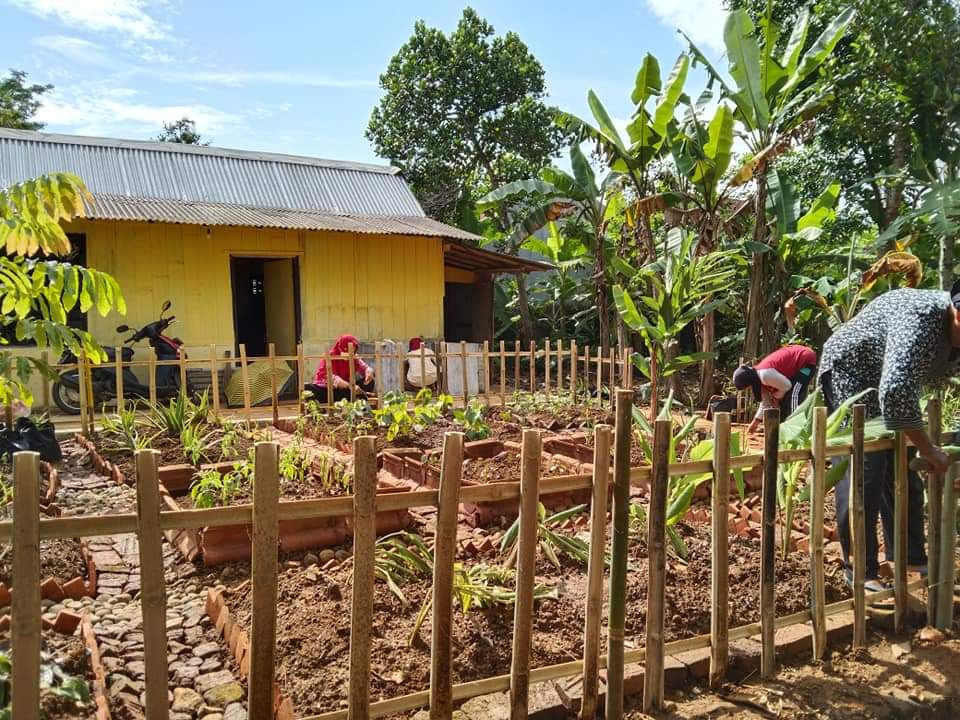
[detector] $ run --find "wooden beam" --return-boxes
[760,408,779,679]
[925,397,942,626]
[11,452,41,720]
[348,436,377,720]
[709,412,731,687]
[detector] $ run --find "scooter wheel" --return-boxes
[52,382,82,415]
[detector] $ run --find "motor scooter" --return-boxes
[52,300,191,414]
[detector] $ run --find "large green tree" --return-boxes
[0,70,51,130]
[157,117,209,146]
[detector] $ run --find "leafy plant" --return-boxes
[374,531,434,606]
[0,648,91,718]
[99,406,156,453]
[499,503,592,568]
[147,390,209,437]
[333,397,373,440]
[180,423,219,466]
[189,467,246,509]
[313,451,352,493]
[279,440,311,485]
[454,399,491,440]
[374,390,451,441]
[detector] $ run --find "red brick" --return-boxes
[749,509,762,524]
[40,577,66,601]
[734,518,749,536]
[41,616,55,631]
[276,697,295,720]
[205,588,224,624]
[664,654,688,689]
[775,623,812,657]
[673,646,712,681]
[53,610,82,634]
[826,611,854,645]
[0,583,9,607]
[61,577,87,600]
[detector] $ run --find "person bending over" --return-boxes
[733,344,818,434]
[304,334,375,402]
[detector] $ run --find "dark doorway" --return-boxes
[231,257,301,358]
[443,279,493,342]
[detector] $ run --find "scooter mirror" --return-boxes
[116,325,130,333]
[161,300,172,313]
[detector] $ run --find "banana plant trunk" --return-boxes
[697,309,715,405]
[743,176,769,361]
[940,235,955,291]
[516,276,536,345]
[596,242,610,356]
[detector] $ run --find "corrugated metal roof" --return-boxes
[83,193,481,241]
[0,128,425,217]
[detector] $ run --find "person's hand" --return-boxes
[364,367,374,385]
[921,445,951,474]
[746,420,759,435]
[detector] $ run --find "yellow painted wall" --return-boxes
[64,219,445,364]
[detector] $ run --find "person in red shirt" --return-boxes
[733,345,817,433]
[304,334,375,401]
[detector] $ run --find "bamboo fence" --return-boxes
[3,397,957,719]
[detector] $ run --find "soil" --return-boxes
[492,401,614,434]
[0,499,87,585]
[0,631,93,719]
[461,451,574,484]
[223,514,849,716]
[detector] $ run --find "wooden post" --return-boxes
[649,350,659,424]
[40,350,50,410]
[147,347,157,407]
[851,404,867,648]
[580,424,611,720]
[420,344,428,394]
[595,349,603,409]
[178,346,188,396]
[483,340,491,399]
[810,406,827,660]
[239,343,252,421]
[710,412,731,688]
[570,341,578,402]
[893,431,908,632]
[760,408,779,679]
[583,345,590,404]
[114,345,125,412]
[348,344,357,403]
[556,339,563,396]
[510,429,542,719]
[374,343,384,406]
[296,343,305,415]
[85,352,96,429]
[348,436,377,720]
[926,397,942,626]
[936,461,957,630]
[210,344,222,415]
[499,340,507,406]
[11,451,40,719]
[514,340,521,395]
[643,418,670,712]
[529,341,536,394]
[249,442,280,719]
[460,341,469,404]
[325,353,334,408]
[545,340,551,397]
[606,388,634,720]
[77,351,90,437]
[269,343,279,426]
[135,449,168,720]
[429,432,465,718]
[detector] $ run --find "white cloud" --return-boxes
[10,0,170,40]
[161,69,377,89]
[646,0,728,54]
[32,35,112,66]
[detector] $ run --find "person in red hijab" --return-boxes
[304,335,374,401]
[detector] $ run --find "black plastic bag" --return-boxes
[0,416,62,462]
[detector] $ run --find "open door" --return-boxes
[231,256,301,358]
[263,258,299,355]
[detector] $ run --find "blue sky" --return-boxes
[2,0,727,166]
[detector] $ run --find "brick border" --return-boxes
[0,538,98,606]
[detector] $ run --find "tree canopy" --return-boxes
[0,69,52,131]
[157,117,210,145]
[366,7,566,225]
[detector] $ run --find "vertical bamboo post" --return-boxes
[114,345,125,412]
[77,351,90,437]
[420,344,427,394]
[460,341,469,404]
[147,347,157,407]
[11,451,40,719]
[606,388,634,720]
[583,345,590,404]
[394,343,403,401]
[210,344,222,415]
[556,339,563,396]
[510,429,542,719]
[570,341,578,402]
[135,449,168,720]
[514,340,521,394]
[178,346,188,395]
[893,431,908,632]
[649,351,659,424]
[374,343,384,406]
[269,344,279,426]
[40,350,50,410]
[85,352,96,430]
[851,404,867,648]
[295,343,305,414]
[249,441,280,719]
[810,406,827,660]
[499,340,507,406]
[595,349,603,409]
[429,432,465,718]
[545,340,552,397]
[935,462,957,630]
[760,408,779,679]
[239,344,252,421]
[608,348,616,409]
[325,353,334,408]
[926,397,942,625]
[348,345,357,403]
[529,341,536,394]
[710,412,731,688]
[348,436,377,720]
[581,424,612,720]
[643,417,670,712]
[483,340,491,399]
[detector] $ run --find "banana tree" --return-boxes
[478,145,629,352]
[685,3,855,358]
[522,222,591,338]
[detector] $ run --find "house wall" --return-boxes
[4,218,445,400]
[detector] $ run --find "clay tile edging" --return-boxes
[81,613,113,720]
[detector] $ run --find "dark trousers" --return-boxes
[304,377,375,403]
[781,365,815,417]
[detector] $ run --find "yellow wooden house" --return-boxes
[0,129,544,378]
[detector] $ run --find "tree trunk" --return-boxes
[882,126,909,231]
[666,340,681,398]
[697,310,715,405]
[596,253,610,357]
[516,276,535,345]
[940,235,956,291]
[743,177,769,361]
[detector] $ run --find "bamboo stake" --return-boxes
[375,343,383,406]
[810,406,827,660]
[581,424,612,720]
[11,451,40,720]
[760,408,779,679]
[710,412,731,688]
[420,345,427,395]
[239,343,252,421]
[606,388,634,720]
[269,344,279,426]
[483,340,491,398]
[77,351,90,437]
[429,432,465,718]
[510,429,542,719]
[649,350,658,424]
[556,339,563,396]
[935,462,957,630]
[570,341,578,402]
[514,340,520,394]
[925,397,942,626]
[625,347,633,390]
[348,436,378,720]
[545,340,551,397]
[147,347,157,407]
[40,350,50,410]
[296,343,305,415]
[499,340,507,405]
[114,345,125,412]
[179,346,188,395]
[608,348,615,409]
[325,353,334,408]
[644,417,670,712]
[458,341,468,404]
[211,344,222,415]
[893,431,907,632]
[851,404,867,648]
[583,345,590,404]
[135,449,168,720]
[249,441,280,719]
[529,341,535,394]
[595,348,602,409]
[394,344,403,400]
[348,345,357,403]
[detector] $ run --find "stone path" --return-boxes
[56,441,249,720]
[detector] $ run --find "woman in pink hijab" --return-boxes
[305,335,375,401]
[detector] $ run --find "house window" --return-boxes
[1,233,88,345]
